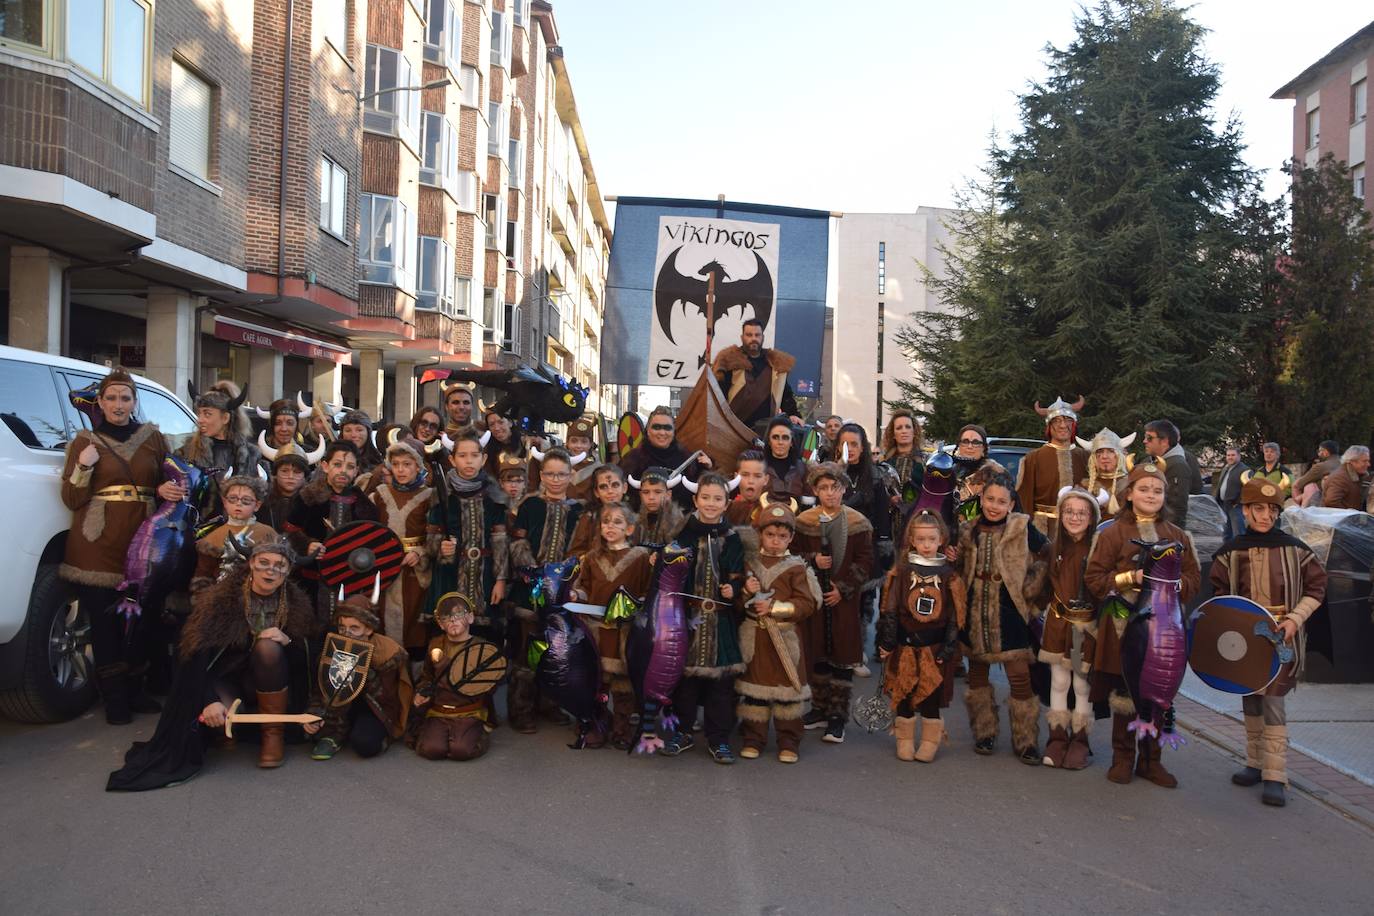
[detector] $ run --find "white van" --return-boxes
[0,344,197,722]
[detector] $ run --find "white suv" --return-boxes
[0,344,197,722]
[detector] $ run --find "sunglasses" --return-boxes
[416,420,439,430]
[649,423,674,432]
[958,438,984,446]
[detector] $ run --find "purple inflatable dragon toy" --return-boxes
[113,456,213,629]
[525,556,607,749]
[624,544,693,755]
[1120,539,1188,749]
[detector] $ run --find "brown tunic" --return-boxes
[726,495,761,527]
[569,546,654,674]
[1209,538,1326,696]
[192,520,280,594]
[736,554,821,703]
[60,423,168,588]
[416,634,502,723]
[794,506,873,668]
[1038,533,1097,672]
[1016,443,1090,535]
[1085,512,1200,679]
[371,483,435,650]
[879,558,966,710]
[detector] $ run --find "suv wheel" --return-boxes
[0,564,96,723]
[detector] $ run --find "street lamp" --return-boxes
[336,76,451,108]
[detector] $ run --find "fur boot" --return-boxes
[893,715,917,761]
[804,678,831,728]
[507,668,538,734]
[1260,723,1288,786]
[829,678,853,721]
[1009,695,1041,759]
[964,685,998,743]
[1043,709,1072,767]
[1107,713,1135,784]
[914,716,945,763]
[1061,708,1093,770]
[1233,714,1265,786]
[256,688,288,768]
[1135,737,1178,788]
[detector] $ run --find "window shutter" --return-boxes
[170,60,212,179]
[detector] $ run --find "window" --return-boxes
[460,64,480,108]
[503,302,522,353]
[320,155,348,237]
[420,112,458,192]
[876,301,885,373]
[418,236,455,315]
[322,0,347,57]
[482,288,502,343]
[488,100,508,157]
[1355,79,1368,125]
[359,193,417,293]
[0,0,45,48]
[363,44,421,150]
[877,241,886,294]
[137,388,197,451]
[68,0,151,105]
[875,382,883,438]
[505,218,521,266]
[482,193,505,249]
[456,171,478,212]
[508,136,523,188]
[1356,163,1367,201]
[490,8,510,70]
[0,361,68,449]
[512,0,528,29]
[1306,108,1320,149]
[423,0,460,67]
[454,276,472,316]
[169,59,213,182]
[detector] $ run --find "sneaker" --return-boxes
[310,737,341,761]
[661,731,695,757]
[822,718,845,744]
[974,737,995,756]
[738,745,761,759]
[802,708,828,730]
[709,743,736,765]
[777,749,799,764]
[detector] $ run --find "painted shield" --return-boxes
[800,427,820,463]
[1188,595,1285,695]
[317,521,404,597]
[617,411,645,458]
[447,640,508,696]
[317,633,374,707]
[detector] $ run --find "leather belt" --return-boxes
[1050,600,1097,625]
[464,547,490,560]
[93,485,155,503]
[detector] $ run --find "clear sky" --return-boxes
[552,0,1371,214]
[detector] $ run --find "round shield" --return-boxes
[447,640,508,696]
[317,521,404,597]
[1188,595,1284,695]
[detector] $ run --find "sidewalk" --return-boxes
[1176,670,1374,827]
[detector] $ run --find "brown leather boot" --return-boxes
[893,716,917,761]
[1135,737,1178,788]
[610,686,636,750]
[507,669,537,734]
[1107,713,1135,784]
[256,689,289,769]
[1062,728,1092,770]
[913,717,945,763]
[1043,709,1071,767]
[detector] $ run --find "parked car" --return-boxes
[0,345,196,722]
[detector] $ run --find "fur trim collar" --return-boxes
[712,344,796,375]
[180,567,315,659]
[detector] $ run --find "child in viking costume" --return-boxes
[495,451,528,526]
[106,540,315,789]
[564,417,601,503]
[568,463,628,558]
[630,466,685,547]
[568,502,654,749]
[192,476,278,594]
[508,447,582,732]
[727,449,770,527]
[736,503,821,764]
[1085,461,1200,787]
[1077,428,1133,516]
[253,393,312,473]
[794,462,875,746]
[306,590,412,760]
[336,409,386,490]
[1208,478,1327,807]
[1016,397,1090,537]
[957,471,1050,765]
[1037,487,1100,769]
[426,428,508,651]
[661,472,746,763]
[412,594,506,761]
[369,442,435,656]
[262,452,308,532]
[878,511,965,763]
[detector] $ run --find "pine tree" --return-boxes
[1283,154,1374,451]
[894,0,1265,447]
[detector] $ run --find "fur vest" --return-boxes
[712,345,795,414]
[180,566,316,660]
[956,514,1047,623]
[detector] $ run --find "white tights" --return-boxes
[1049,665,1089,713]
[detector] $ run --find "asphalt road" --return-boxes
[2,687,1371,916]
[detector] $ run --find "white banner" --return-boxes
[647,215,780,387]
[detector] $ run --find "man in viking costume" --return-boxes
[1077,427,1134,517]
[1016,396,1090,537]
[712,318,801,433]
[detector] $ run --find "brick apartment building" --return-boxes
[0,0,614,425]
[1273,20,1374,217]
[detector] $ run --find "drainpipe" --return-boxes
[259,0,295,312]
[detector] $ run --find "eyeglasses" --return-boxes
[649,423,674,432]
[1061,509,1091,519]
[543,470,571,479]
[223,495,257,506]
[250,557,290,574]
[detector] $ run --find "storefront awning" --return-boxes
[213,316,353,365]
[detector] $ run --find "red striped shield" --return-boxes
[317,521,405,597]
